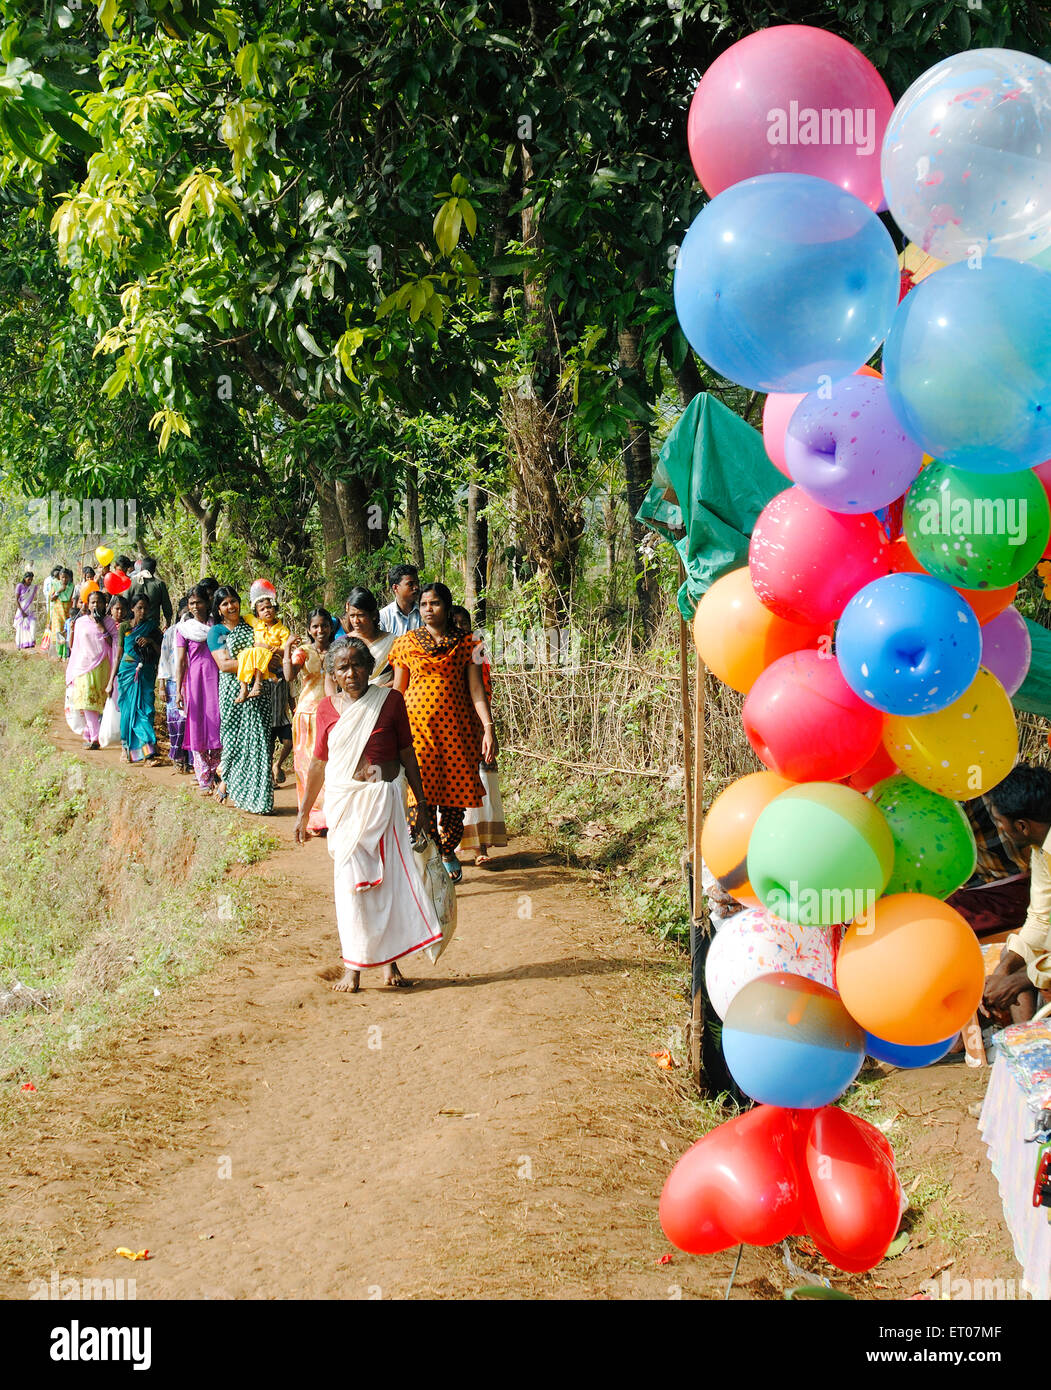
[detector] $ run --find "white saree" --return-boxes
[325,684,442,969]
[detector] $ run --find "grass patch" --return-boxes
[0,651,274,1091]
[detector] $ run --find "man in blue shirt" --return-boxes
[378,564,421,635]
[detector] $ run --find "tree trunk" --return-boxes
[603,490,618,615]
[178,491,222,580]
[404,462,424,569]
[316,477,346,609]
[464,481,489,624]
[617,325,660,637]
[335,476,389,556]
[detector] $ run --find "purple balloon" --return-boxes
[784,375,923,514]
[981,606,1032,697]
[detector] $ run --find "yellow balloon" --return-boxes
[95,546,114,566]
[883,668,1017,799]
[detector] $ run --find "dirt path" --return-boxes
[0,679,1026,1300]
[2,704,705,1299]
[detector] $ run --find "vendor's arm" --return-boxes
[1003,840,1051,993]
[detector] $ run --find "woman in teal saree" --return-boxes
[117,596,162,763]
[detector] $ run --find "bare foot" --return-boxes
[331,967,360,993]
[474,851,492,866]
[234,687,247,704]
[383,961,414,988]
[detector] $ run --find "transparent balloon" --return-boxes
[881,48,1051,263]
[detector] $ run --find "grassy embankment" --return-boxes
[0,651,274,1109]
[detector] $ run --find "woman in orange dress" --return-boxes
[390,582,497,883]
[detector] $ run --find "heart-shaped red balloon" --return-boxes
[659,1105,801,1253]
[796,1107,903,1273]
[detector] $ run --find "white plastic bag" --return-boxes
[63,685,86,736]
[416,837,458,964]
[98,696,120,748]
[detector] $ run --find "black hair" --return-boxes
[200,576,219,593]
[389,563,419,589]
[344,586,380,623]
[51,565,62,577]
[189,583,213,606]
[324,636,375,675]
[116,554,134,571]
[450,605,471,628]
[988,764,1051,824]
[142,555,157,572]
[307,607,336,642]
[82,566,95,577]
[107,593,128,616]
[420,581,453,619]
[61,567,73,581]
[211,585,241,625]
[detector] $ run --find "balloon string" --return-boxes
[724,1243,743,1300]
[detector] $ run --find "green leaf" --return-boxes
[97,0,119,41]
[40,109,101,156]
[295,322,325,357]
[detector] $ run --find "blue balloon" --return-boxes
[864,1032,956,1068]
[836,572,981,714]
[722,973,865,1108]
[672,174,900,393]
[883,258,1051,473]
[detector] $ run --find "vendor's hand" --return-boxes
[982,968,1028,1014]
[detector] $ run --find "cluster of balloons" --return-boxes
[662,25,1051,1276]
[94,545,131,594]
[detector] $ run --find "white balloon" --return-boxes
[705,906,838,1020]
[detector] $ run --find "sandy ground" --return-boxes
[0,677,1030,1299]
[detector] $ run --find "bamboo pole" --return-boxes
[691,645,706,1089]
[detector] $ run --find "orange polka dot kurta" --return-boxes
[390,631,485,809]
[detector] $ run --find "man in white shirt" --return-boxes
[984,765,1051,1023]
[378,564,421,635]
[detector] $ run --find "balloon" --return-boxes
[747,781,893,926]
[847,741,898,793]
[94,546,114,566]
[837,892,985,1046]
[784,376,923,514]
[798,1107,904,1272]
[883,259,1051,473]
[864,1031,956,1068]
[659,1105,802,1254]
[749,488,890,625]
[687,25,892,209]
[980,606,1032,696]
[881,49,1051,264]
[888,535,1017,626]
[869,774,977,898]
[701,771,796,907]
[102,571,130,595]
[883,667,1016,799]
[703,907,838,1019]
[742,650,884,783]
[1033,458,1051,557]
[903,460,1050,587]
[835,573,981,715]
[691,567,824,694]
[762,391,805,476]
[722,974,866,1108]
[672,174,900,393]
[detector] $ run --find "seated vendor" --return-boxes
[945,791,1031,938]
[982,765,1051,1025]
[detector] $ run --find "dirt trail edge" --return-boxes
[2,705,703,1300]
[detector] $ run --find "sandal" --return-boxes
[442,855,463,884]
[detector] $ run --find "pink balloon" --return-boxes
[1034,458,1051,558]
[762,392,805,476]
[687,26,893,210]
[749,487,890,626]
[981,606,1032,697]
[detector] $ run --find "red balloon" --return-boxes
[796,1107,903,1273]
[659,1105,800,1254]
[1034,459,1051,558]
[749,488,889,625]
[102,571,122,595]
[847,741,899,793]
[742,649,884,782]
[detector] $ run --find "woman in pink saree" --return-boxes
[65,589,118,748]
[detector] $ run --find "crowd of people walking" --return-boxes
[13,556,508,988]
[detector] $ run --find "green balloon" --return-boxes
[903,460,1050,589]
[747,783,894,927]
[869,773,977,899]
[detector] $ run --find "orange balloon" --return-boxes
[693,567,824,694]
[836,892,984,1046]
[887,536,1016,626]
[856,364,882,379]
[701,771,795,907]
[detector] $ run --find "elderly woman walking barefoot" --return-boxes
[295,637,441,992]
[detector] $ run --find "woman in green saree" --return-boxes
[207,586,274,815]
[117,595,162,763]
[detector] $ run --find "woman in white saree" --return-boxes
[295,637,441,991]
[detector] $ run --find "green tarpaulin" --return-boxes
[637,394,1051,722]
[636,392,784,620]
